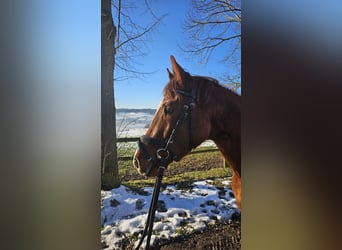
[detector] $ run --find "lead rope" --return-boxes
[135,83,198,249]
[135,107,189,249]
[135,158,166,250]
[135,108,189,249]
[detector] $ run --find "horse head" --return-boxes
[133,56,211,176]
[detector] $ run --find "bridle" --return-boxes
[134,81,198,250]
[137,81,198,176]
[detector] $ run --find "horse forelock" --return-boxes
[163,78,183,101]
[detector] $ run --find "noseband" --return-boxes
[137,82,198,175]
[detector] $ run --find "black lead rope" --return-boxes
[135,159,166,250]
[135,82,198,249]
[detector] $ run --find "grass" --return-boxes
[122,168,231,189]
[117,143,232,189]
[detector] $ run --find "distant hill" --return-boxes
[117,108,156,115]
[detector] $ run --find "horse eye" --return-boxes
[164,106,173,115]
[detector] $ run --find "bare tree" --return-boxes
[101,0,164,189]
[102,0,120,189]
[113,0,165,81]
[182,0,241,90]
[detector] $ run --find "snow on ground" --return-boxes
[101,179,240,249]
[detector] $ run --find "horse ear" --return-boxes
[170,55,186,86]
[166,68,174,79]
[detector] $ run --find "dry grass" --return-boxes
[118,146,232,188]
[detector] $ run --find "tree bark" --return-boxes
[101,0,120,189]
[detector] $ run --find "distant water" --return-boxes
[116,108,156,138]
[116,108,215,147]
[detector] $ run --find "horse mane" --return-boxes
[193,75,240,98]
[163,72,239,107]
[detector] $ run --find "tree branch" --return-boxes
[183,34,240,53]
[115,17,162,50]
[117,0,122,44]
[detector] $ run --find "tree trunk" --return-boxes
[101,0,120,189]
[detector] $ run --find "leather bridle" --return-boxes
[134,81,198,250]
[137,82,198,176]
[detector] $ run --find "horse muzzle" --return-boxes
[133,149,159,177]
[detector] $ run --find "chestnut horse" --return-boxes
[133,56,241,208]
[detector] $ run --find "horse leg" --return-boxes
[231,171,241,209]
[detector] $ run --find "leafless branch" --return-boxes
[181,0,241,87]
[117,0,121,44]
[115,61,157,76]
[183,34,240,53]
[181,0,241,64]
[115,17,162,51]
[111,0,166,80]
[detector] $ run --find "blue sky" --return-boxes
[27,0,239,110]
[114,1,240,109]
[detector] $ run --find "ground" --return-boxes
[115,218,241,250]
[159,220,241,250]
[102,152,241,250]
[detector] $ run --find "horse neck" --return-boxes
[204,85,241,174]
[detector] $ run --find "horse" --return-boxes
[133,55,241,208]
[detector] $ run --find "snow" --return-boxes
[101,179,239,249]
[101,110,238,249]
